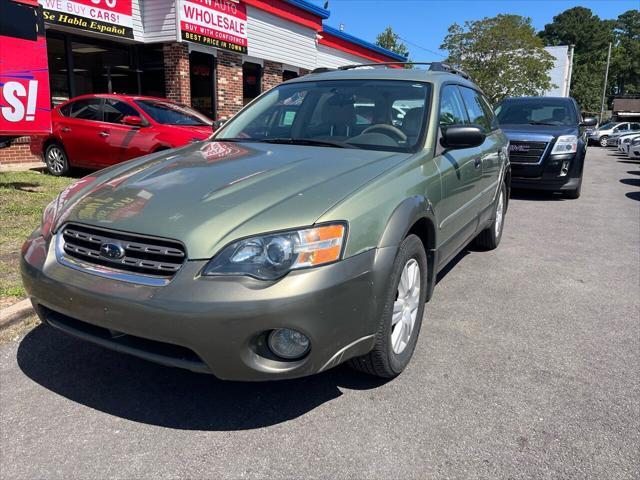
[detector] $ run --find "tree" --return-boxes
[375,27,409,59]
[611,10,640,96]
[539,7,616,111]
[539,7,614,53]
[440,15,555,104]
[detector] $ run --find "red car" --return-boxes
[31,94,213,175]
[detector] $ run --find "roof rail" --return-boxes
[310,67,337,74]
[329,61,471,80]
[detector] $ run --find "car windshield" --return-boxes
[496,99,577,126]
[599,121,615,130]
[135,100,212,126]
[215,80,431,152]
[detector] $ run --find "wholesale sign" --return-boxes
[39,0,134,39]
[179,0,248,54]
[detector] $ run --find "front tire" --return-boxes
[349,235,427,378]
[474,181,507,250]
[599,136,608,147]
[44,143,69,176]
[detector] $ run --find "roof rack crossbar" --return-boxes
[313,61,471,80]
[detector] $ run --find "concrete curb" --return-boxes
[0,299,34,330]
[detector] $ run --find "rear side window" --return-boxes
[459,87,491,132]
[103,99,141,124]
[631,123,640,131]
[439,85,467,129]
[68,99,102,121]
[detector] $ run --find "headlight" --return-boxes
[622,137,633,144]
[551,135,578,154]
[202,223,347,280]
[632,138,640,146]
[41,194,60,238]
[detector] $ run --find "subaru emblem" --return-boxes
[100,242,126,260]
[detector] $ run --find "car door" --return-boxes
[58,98,104,167]
[458,86,503,215]
[98,99,156,167]
[432,84,483,265]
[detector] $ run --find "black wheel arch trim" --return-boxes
[378,195,438,302]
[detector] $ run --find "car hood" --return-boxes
[500,124,578,142]
[55,141,411,259]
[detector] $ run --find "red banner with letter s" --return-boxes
[0,1,52,136]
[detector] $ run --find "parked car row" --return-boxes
[608,129,640,158]
[22,64,597,382]
[587,120,640,147]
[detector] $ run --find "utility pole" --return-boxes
[599,42,612,123]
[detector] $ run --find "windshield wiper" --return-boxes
[528,121,559,126]
[256,138,352,148]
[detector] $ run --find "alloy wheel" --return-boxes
[46,146,66,174]
[391,258,421,354]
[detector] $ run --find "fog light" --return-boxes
[560,160,570,177]
[268,328,310,360]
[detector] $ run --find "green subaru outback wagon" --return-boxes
[22,63,510,381]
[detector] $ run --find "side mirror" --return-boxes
[122,115,143,127]
[441,125,486,149]
[212,119,226,131]
[581,117,597,127]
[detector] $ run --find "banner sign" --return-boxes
[0,2,52,135]
[178,0,248,54]
[39,0,133,39]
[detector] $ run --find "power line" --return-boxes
[396,35,448,59]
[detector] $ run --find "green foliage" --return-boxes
[0,171,74,301]
[611,10,640,96]
[440,15,555,104]
[539,7,640,111]
[375,26,409,59]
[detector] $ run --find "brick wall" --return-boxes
[299,68,311,77]
[0,137,40,166]
[163,43,191,105]
[216,51,243,120]
[262,60,283,92]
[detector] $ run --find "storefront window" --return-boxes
[46,35,70,105]
[243,62,262,104]
[71,39,137,95]
[139,44,166,98]
[190,51,215,119]
[283,70,298,82]
[44,31,167,102]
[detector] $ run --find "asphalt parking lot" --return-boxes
[1,146,638,479]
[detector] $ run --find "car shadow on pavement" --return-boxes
[509,188,566,201]
[627,170,640,176]
[620,178,640,187]
[626,191,640,202]
[16,325,389,431]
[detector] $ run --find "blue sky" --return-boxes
[315,0,639,58]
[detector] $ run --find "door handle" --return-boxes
[61,127,71,133]
[99,131,109,137]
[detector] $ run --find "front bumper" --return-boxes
[510,152,581,191]
[21,232,396,381]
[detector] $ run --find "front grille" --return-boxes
[508,141,548,164]
[61,223,186,278]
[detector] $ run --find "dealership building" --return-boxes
[1,0,405,164]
